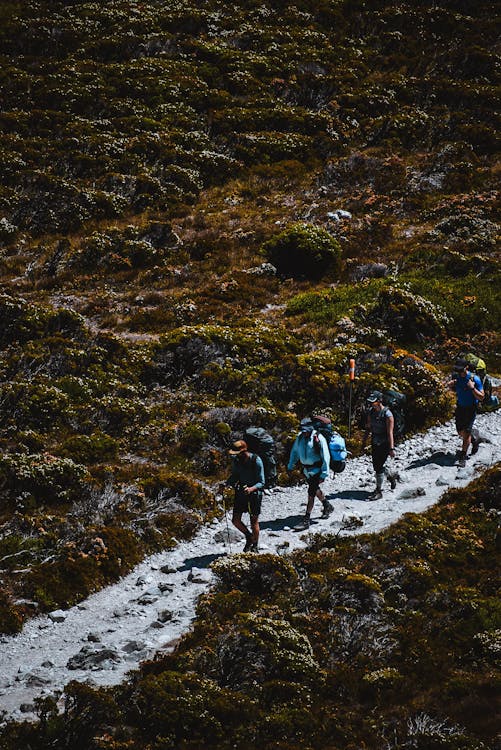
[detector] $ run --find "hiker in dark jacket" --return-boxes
[361,391,396,500]
[224,440,265,552]
[287,418,333,528]
[446,358,484,467]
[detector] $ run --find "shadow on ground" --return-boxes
[406,451,458,469]
[178,553,225,571]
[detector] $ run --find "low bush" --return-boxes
[262,222,341,280]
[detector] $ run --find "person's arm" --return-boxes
[446,375,457,391]
[287,439,299,471]
[467,375,484,401]
[386,412,395,456]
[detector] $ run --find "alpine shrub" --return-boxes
[262,223,341,280]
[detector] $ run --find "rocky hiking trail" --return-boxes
[1,411,500,723]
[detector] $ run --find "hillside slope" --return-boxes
[0,2,499,744]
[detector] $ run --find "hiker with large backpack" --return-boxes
[361,390,397,500]
[446,357,484,467]
[287,418,333,529]
[464,353,498,411]
[223,439,265,552]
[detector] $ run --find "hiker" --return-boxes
[287,418,333,528]
[223,439,265,552]
[361,391,397,500]
[446,357,484,467]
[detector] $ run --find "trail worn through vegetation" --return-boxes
[1,411,500,723]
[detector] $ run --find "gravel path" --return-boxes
[1,411,500,723]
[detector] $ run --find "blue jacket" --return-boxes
[455,371,483,407]
[288,431,330,480]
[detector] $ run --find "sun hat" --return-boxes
[228,440,248,455]
[453,358,468,372]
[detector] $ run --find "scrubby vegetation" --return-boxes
[2,466,499,749]
[0,0,499,744]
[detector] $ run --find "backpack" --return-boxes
[381,389,406,440]
[311,415,347,473]
[243,427,277,488]
[463,353,498,409]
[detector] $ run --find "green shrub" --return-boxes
[262,223,342,280]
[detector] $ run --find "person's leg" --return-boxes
[232,510,250,538]
[250,514,259,545]
[370,444,388,498]
[232,491,252,547]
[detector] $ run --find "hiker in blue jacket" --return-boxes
[287,418,333,528]
[224,439,265,552]
[446,357,484,467]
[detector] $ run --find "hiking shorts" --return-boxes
[371,442,390,474]
[455,405,477,433]
[307,472,324,496]
[233,488,262,517]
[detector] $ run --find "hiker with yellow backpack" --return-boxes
[446,358,484,467]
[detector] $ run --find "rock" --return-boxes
[25,673,51,687]
[160,564,177,574]
[157,609,173,623]
[397,487,426,500]
[87,632,101,642]
[40,660,54,668]
[137,594,158,606]
[48,609,67,623]
[135,575,152,587]
[148,620,164,629]
[20,703,35,714]
[214,528,241,544]
[158,582,174,593]
[113,606,131,618]
[122,640,147,653]
[187,567,212,584]
[435,476,450,486]
[67,645,121,670]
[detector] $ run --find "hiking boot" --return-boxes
[295,515,311,530]
[388,474,397,490]
[248,542,258,553]
[321,500,334,518]
[367,489,383,501]
[457,452,467,468]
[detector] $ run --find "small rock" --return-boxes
[435,476,450,486]
[158,582,174,593]
[87,632,101,642]
[20,703,35,714]
[122,640,147,654]
[25,673,51,687]
[67,645,121,670]
[214,528,241,544]
[48,609,66,623]
[40,660,54,668]
[148,620,164,629]
[160,564,177,574]
[187,567,212,584]
[397,487,426,500]
[158,609,173,623]
[137,594,158,606]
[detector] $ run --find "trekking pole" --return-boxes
[221,490,232,554]
[348,358,355,439]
